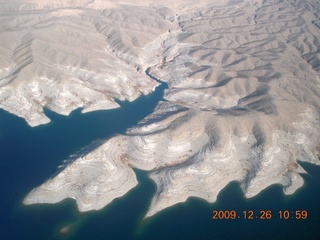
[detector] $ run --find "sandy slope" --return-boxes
[3,0,319,217]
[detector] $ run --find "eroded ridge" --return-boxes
[17,0,320,217]
[23,136,138,211]
[0,2,174,126]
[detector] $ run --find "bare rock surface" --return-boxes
[0,1,172,125]
[2,0,319,217]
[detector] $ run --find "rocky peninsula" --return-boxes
[1,0,319,217]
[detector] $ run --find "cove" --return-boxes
[1,77,320,239]
[0,78,166,240]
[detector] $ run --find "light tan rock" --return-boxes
[4,0,319,217]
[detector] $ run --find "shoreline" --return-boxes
[0,0,319,220]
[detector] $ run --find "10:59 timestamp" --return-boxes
[212,210,308,220]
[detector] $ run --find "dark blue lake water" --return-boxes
[0,82,320,239]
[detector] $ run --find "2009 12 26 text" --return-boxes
[212,210,308,220]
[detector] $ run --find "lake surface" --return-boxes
[1,82,320,239]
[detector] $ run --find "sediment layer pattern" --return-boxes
[5,0,319,217]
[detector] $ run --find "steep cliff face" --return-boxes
[3,0,319,217]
